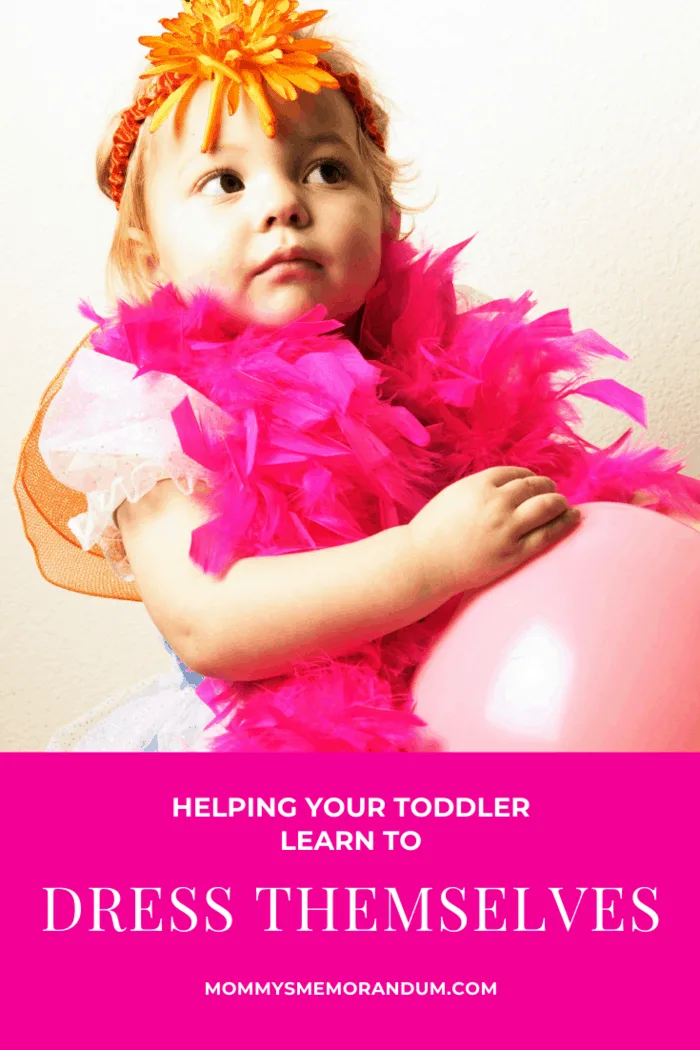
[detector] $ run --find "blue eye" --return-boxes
[200,170,244,196]
[307,160,348,185]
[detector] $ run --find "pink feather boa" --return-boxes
[81,235,700,751]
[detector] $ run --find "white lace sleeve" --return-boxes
[38,343,229,580]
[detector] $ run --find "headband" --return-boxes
[109,0,386,208]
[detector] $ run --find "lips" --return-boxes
[254,249,323,276]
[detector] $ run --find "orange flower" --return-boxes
[139,0,340,151]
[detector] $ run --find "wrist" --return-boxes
[402,522,458,607]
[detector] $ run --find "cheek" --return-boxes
[335,201,383,288]
[157,219,246,291]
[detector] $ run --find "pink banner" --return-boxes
[1,754,697,1047]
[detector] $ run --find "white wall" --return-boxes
[2,0,699,748]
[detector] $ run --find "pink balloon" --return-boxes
[412,502,700,751]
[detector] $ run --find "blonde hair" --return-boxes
[96,36,423,305]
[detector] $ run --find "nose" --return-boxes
[257,178,311,232]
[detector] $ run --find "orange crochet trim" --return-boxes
[317,60,385,153]
[109,61,385,208]
[109,72,187,208]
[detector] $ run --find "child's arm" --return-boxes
[117,479,443,680]
[117,469,579,681]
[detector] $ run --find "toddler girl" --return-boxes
[17,0,700,751]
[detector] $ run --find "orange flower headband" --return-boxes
[109,0,386,208]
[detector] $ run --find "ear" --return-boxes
[127,227,165,281]
[127,226,153,251]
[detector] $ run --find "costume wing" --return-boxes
[37,340,225,581]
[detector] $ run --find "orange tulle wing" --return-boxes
[13,335,140,602]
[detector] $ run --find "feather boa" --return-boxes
[81,235,700,751]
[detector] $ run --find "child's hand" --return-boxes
[407,466,581,599]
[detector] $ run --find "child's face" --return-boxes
[141,81,384,328]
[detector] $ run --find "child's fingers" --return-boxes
[512,492,570,535]
[485,465,536,487]
[517,506,582,557]
[500,474,557,507]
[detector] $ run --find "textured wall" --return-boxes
[2,0,698,749]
